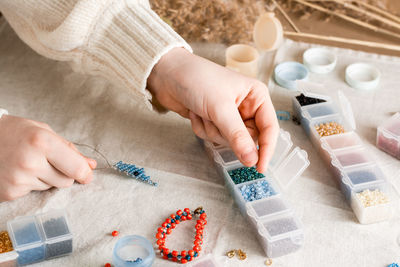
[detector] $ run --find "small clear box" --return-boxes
[36,210,73,259]
[0,250,18,267]
[258,213,304,258]
[205,129,309,258]
[302,102,338,120]
[377,112,400,159]
[350,185,393,224]
[7,216,45,266]
[292,84,393,224]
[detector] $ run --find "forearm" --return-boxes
[0,0,191,109]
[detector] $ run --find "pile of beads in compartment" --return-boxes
[239,180,276,202]
[156,207,207,264]
[356,189,389,207]
[0,231,13,253]
[229,167,265,184]
[315,121,345,137]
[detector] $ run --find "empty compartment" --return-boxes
[238,178,277,203]
[248,196,290,219]
[350,184,392,224]
[303,102,338,119]
[215,148,239,167]
[259,214,304,258]
[36,210,73,259]
[321,131,363,151]
[7,216,45,266]
[333,147,374,168]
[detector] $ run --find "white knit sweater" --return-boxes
[0,0,192,109]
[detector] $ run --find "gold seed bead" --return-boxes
[237,249,247,260]
[226,250,236,258]
[356,189,389,207]
[265,258,273,266]
[315,121,345,137]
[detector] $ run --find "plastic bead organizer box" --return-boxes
[292,82,394,224]
[200,128,310,258]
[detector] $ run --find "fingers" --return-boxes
[210,103,258,167]
[254,99,279,173]
[38,163,76,188]
[67,142,97,169]
[189,112,228,146]
[44,132,93,184]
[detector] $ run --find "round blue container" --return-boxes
[112,235,155,267]
[274,61,308,90]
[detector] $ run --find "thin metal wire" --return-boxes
[73,142,112,169]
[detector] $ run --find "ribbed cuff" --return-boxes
[80,1,192,110]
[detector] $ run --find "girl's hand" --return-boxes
[0,115,96,201]
[148,48,279,173]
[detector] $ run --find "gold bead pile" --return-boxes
[356,189,389,207]
[315,121,345,137]
[0,231,13,253]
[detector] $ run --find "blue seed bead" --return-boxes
[194,252,198,257]
[186,255,191,260]
[167,253,173,259]
[166,224,171,228]
[388,264,399,267]
[182,212,187,216]
[177,255,182,260]
[171,219,175,223]
[175,215,181,220]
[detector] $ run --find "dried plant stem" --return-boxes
[284,31,400,52]
[351,0,400,24]
[273,0,301,32]
[294,0,400,40]
[307,0,400,30]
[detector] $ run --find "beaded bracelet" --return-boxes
[156,207,207,264]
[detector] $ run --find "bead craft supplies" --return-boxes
[276,111,290,121]
[0,231,13,253]
[237,249,246,260]
[226,250,235,258]
[229,167,265,185]
[388,263,399,267]
[377,112,400,159]
[7,210,73,265]
[356,189,389,207]
[265,258,273,266]
[239,180,276,202]
[73,143,158,186]
[315,121,345,137]
[296,93,326,107]
[156,207,206,264]
[225,44,259,78]
[112,231,119,237]
[274,62,309,90]
[292,84,393,224]
[203,129,309,258]
[112,235,155,267]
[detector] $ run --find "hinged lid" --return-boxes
[253,12,283,52]
[269,129,293,171]
[296,80,331,101]
[273,148,310,190]
[337,90,356,130]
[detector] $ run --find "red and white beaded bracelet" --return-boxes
[155,207,207,264]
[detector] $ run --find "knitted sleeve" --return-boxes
[0,0,192,109]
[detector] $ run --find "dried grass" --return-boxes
[150,0,399,44]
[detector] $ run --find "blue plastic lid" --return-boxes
[113,235,155,267]
[274,62,308,90]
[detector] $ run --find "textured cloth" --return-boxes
[0,0,192,110]
[1,20,400,266]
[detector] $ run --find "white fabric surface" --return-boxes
[1,19,400,266]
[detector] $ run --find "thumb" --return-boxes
[211,103,258,167]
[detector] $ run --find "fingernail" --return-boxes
[241,148,258,163]
[88,158,97,169]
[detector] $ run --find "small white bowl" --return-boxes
[345,63,381,90]
[303,48,337,74]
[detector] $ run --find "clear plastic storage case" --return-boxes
[377,112,400,159]
[292,82,394,224]
[6,210,73,266]
[203,129,310,258]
